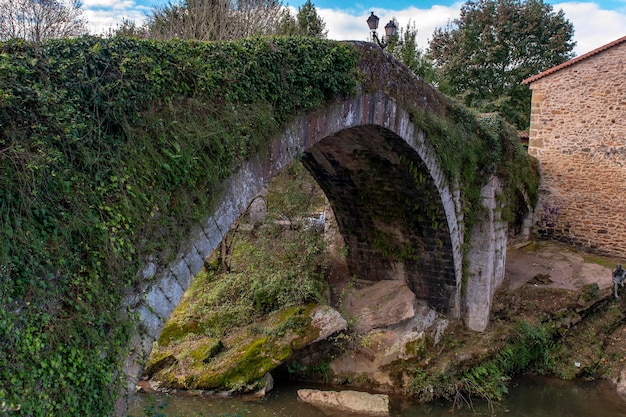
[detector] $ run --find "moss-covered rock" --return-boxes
[148,304,346,393]
[144,352,177,378]
[191,339,223,363]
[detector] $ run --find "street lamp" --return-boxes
[367,12,397,49]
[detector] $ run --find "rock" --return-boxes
[616,366,626,398]
[189,338,223,363]
[248,190,268,223]
[297,389,389,416]
[143,353,177,378]
[135,380,157,393]
[310,305,348,343]
[246,373,274,399]
[148,305,349,393]
[328,302,445,388]
[343,280,416,333]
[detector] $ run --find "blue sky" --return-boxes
[84,0,626,56]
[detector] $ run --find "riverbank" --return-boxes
[140,237,626,407]
[278,239,626,403]
[497,240,626,394]
[129,375,626,417]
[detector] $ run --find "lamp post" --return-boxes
[367,12,397,49]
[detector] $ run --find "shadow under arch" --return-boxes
[301,124,458,312]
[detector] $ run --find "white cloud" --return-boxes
[319,4,462,47]
[82,0,128,7]
[85,5,149,35]
[84,0,625,56]
[554,2,626,54]
[318,1,625,55]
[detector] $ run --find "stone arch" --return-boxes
[301,125,458,312]
[118,90,464,413]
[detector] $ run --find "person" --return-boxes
[613,264,626,298]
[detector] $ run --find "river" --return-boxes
[127,375,626,417]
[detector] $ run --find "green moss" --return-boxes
[195,336,293,390]
[583,253,619,269]
[159,321,200,347]
[581,283,600,302]
[190,339,223,363]
[150,305,327,392]
[144,352,177,378]
[0,36,359,415]
[404,338,427,359]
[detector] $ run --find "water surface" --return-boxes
[128,376,626,417]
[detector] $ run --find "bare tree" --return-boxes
[147,0,290,41]
[0,0,86,43]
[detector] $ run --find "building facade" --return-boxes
[524,35,626,257]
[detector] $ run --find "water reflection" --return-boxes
[128,376,626,417]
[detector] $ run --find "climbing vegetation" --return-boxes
[0,36,358,416]
[147,162,329,390]
[0,33,540,415]
[406,101,539,236]
[393,320,555,408]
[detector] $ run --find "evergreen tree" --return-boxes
[387,20,436,83]
[295,0,327,38]
[429,0,575,129]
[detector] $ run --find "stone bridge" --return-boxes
[120,42,533,412]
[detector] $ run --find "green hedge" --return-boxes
[0,35,359,416]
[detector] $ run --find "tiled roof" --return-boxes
[522,34,626,85]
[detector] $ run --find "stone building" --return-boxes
[523,35,626,258]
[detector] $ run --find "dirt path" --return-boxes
[504,240,619,292]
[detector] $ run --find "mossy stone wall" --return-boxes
[0,37,537,416]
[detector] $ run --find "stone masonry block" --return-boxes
[127,331,153,366]
[157,271,185,307]
[202,216,225,251]
[136,304,165,340]
[192,225,214,260]
[183,246,205,277]
[139,259,157,280]
[213,196,239,237]
[144,285,174,321]
[169,257,192,292]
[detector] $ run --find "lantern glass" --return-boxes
[367,12,379,30]
[384,20,397,37]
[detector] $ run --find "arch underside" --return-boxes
[301,125,457,313]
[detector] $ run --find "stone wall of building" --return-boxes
[527,42,626,258]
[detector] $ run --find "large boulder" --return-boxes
[327,280,448,390]
[310,305,349,343]
[145,304,347,393]
[297,389,389,416]
[342,280,416,333]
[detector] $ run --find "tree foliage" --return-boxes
[293,0,327,38]
[147,0,290,41]
[0,0,86,43]
[428,0,575,129]
[0,35,359,416]
[107,18,149,39]
[386,20,435,82]
[276,0,327,38]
